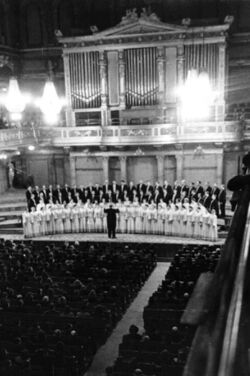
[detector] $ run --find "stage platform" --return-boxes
[0,233,225,261]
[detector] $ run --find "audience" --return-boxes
[0,239,156,376]
[107,244,221,376]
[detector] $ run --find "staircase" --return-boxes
[0,189,26,235]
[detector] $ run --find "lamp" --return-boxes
[5,77,26,121]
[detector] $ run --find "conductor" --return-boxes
[104,204,120,239]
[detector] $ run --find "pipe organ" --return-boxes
[60,10,230,126]
[184,44,219,88]
[124,47,158,107]
[69,52,101,109]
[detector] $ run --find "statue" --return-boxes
[8,162,15,188]
[120,8,138,25]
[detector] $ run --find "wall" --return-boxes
[109,157,121,182]
[75,156,103,185]
[183,153,218,184]
[126,156,157,184]
[164,156,176,184]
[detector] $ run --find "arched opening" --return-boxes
[26,2,42,46]
[0,4,7,44]
[57,0,74,36]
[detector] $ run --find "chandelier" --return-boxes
[1,76,66,125]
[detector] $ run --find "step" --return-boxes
[0,219,22,228]
[0,211,23,220]
[0,204,27,213]
[0,228,24,235]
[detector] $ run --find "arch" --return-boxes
[25,1,42,46]
[56,0,74,35]
[0,3,7,44]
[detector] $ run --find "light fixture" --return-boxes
[28,145,35,151]
[4,77,26,121]
[37,79,65,124]
[134,147,144,156]
[0,153,7,160]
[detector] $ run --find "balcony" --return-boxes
[0,120,240,150]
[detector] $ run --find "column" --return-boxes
[176,44,185,123]
[216,152,223,185]
[120,156,127,182]
[156,155,164,185]
[63,53,75,126]
[99,51,108,126]
[69,155,76,186]
[216,43,226,121]
[176,154,184,182]
[118,50,126,109]
[102,156,109,182]
[157,47,165,108]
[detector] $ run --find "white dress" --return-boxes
[22,212,31,238]
[157,207,165,235]
[33,211,41,237]
[87,206,95,232]
[119,205,127,233]
[134,205,143,234]
[151,207,158,235]
[127,205,135,234]
[40,210,47,236]
[72,207,80,233]
[186,210,194,238]
[55,209,64,234]
[141,205,148,234]
[180,209,187,237]
[94,205,102,232]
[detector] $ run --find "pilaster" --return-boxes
[176,154,184,182]
[63,53,75,126]
[99,51,108,126]
[176,44,185,123]
[102,156,109,182]
[157,47,165,108]
[69,155,76,186]
[216,43,226,121]
[156,155,164,185]
[120,156,127,182]
[216,152,223,185]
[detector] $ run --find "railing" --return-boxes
[183,184,250,376]
[0,120,240,149]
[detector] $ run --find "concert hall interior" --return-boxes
[0,1,249,376]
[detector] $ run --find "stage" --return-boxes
[0,232,225,261]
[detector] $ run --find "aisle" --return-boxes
[84,262,170,376]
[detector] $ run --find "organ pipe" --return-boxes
[69,52,101,109]
[124,47,157,107]
[184,43,219,89]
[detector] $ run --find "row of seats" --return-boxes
[107,244,221,376]
[0,239,157,376]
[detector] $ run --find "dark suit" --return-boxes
[218,189,226,217]
[209,199,219,217]
[104,207,119,238]
[203,195,212,210]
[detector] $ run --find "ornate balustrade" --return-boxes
[0,120,240,150]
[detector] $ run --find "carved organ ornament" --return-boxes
[59,9,231,124]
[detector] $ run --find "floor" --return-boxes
[0,232,225,245]
[84,262,170,376]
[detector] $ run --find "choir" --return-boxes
[22,178,220,241]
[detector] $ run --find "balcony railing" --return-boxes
[0,120,240,149]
